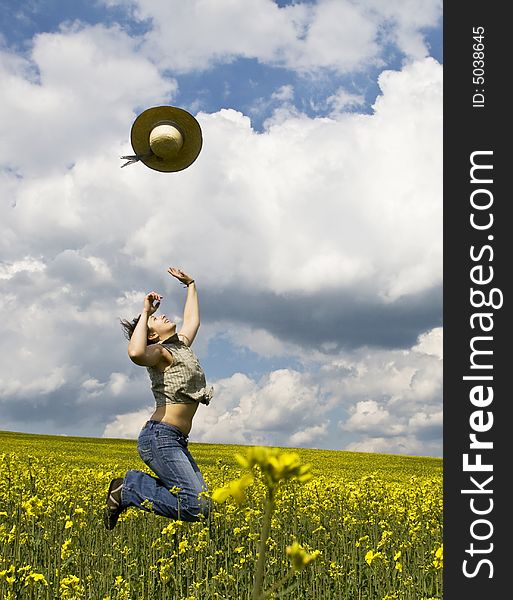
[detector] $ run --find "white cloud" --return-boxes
[103,406,153,439]
[0,257,45,279]
[105,0,441,73]
[111,0,308,72]
[0,366,69,398]
[82,378,104,395]
[413,326,442,359]
[0,23,176,176]
[330,328,442,454]
[345,435,435,456]
[326,89,366,114]
[342,400,399,434]
[287,0,379,72]
[181,369,330,447]
[408,409,442,434]
[364,0,442,61]
[107,372,130,396]
[289,423,328,447]
[112,57,442,301]
[272,85,295,103]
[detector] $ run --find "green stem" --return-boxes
[262,568,296,598]
[251,491,274,600]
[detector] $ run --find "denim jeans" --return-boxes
[121,420,211,521]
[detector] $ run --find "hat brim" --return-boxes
[130,106,203,173]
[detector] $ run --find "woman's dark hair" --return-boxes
[120,315,158,344]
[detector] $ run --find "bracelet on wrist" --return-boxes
[185,280,195,287]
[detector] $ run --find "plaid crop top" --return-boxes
[146,334,213,406]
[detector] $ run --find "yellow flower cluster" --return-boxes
[235,446,313,487]
[432,544,443,569]
[211,447,312,505]
[211,474,254,504]
[0,431,442,600]
[286,541,321,572]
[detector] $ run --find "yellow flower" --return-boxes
[7,525,16,543]
[0,565,16,586]
[21,497,43,517]
[328,561,344,578]
[161,520,182,536]
[158,558,175,583]
[365,550,383,566]
[113,575,131,600]
[433,544,443,569]
[286,541,320,572]
[25,572,49,587]
[377,529,393,548]
[235,447,312,487]
[211,474,254,504]
[61,539,72,561]
[59,575,85,600]
[141,499,154,511]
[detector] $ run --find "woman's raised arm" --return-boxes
[168,267,199,346]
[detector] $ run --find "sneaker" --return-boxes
[103,477,124,530]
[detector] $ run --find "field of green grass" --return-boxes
[0,430,442,599]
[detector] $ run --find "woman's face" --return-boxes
[147,314,176,341]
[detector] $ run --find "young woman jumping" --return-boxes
[104,267,213,529]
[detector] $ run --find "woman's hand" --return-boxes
[168,267,194,286]
[143,291,162,315]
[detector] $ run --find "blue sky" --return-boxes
[1,0,442,130]
[0,0,443,455]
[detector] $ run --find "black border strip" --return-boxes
[444,3,508,596]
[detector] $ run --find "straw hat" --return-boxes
[121,106,203,172]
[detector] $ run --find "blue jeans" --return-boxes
[121,420,211,521]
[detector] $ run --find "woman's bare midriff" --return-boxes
[150,402,199,436]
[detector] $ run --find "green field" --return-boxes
[0,430,443,599]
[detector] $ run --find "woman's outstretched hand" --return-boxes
[143,292,162,315]
[168,267,194,286]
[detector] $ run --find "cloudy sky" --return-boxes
[0,0,442,456]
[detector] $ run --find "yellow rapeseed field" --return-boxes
[0,430,442,599]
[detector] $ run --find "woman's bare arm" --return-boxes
[128,292,169,366]
[168,267,200,346]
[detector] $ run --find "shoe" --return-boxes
[103,477,124,530]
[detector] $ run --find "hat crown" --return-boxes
[149,124,184,160]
